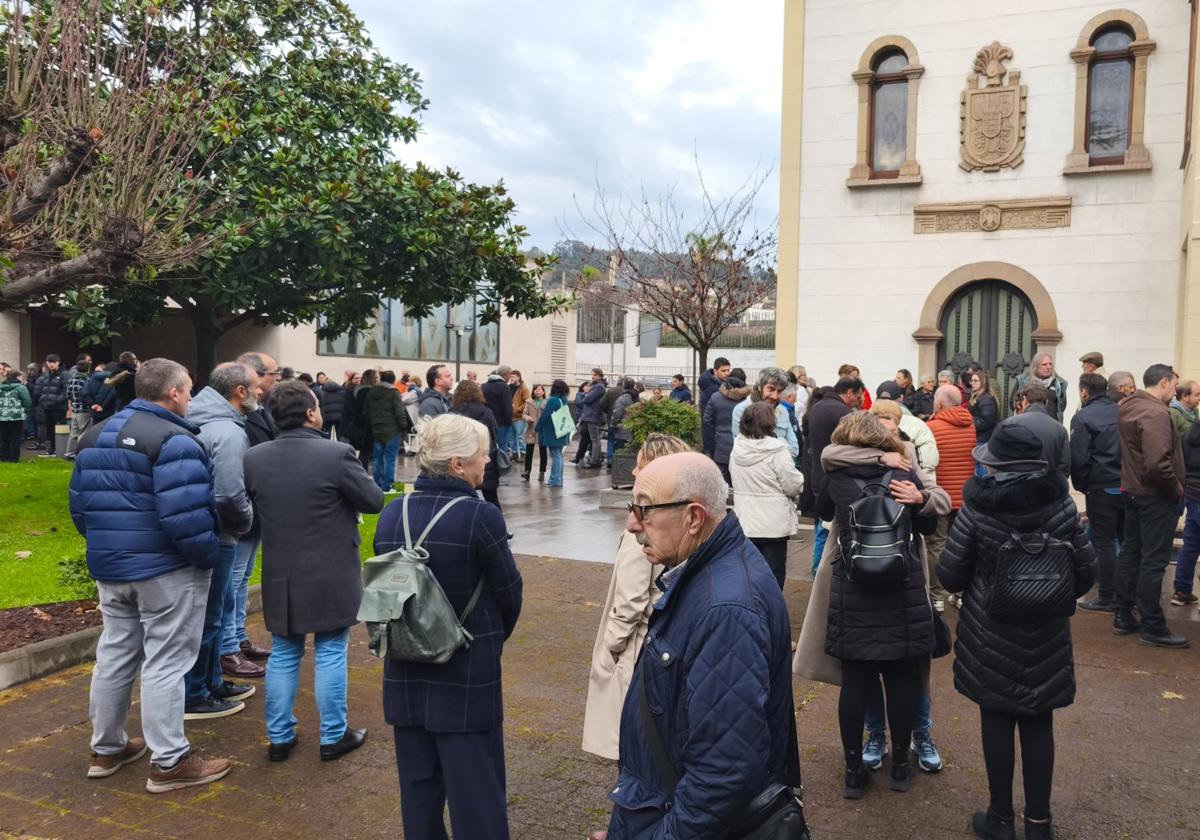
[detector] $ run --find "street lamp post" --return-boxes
[446,321,474,381]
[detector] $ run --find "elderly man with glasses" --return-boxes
[590,452,808,839]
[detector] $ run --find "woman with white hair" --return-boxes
[372,414,523,840]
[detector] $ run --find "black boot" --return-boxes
[521,471,530,481]
[1023,817,1053,840]
[971,810,1016,840]
[843,751,868,799]
[889,753,913,792]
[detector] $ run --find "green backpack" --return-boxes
[358,494,484,664]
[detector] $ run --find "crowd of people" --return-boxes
[8,340,1192,838]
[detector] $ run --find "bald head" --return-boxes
[934,384,962,411]
[629,452,728,567]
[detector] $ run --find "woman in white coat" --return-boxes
[580,433,692,760]
[730,401,805,589]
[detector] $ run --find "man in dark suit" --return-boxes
[243,380,385,762]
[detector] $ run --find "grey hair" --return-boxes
[237,352,268,376]
[757,366,789,390]
[1029,353,1053,373]
[674,457,729,518]
[937,369,954,382]
[417,414,490,477]
[494,364,513,377]
[1108,370,1135,390]
[209,362,255,399]
[134,358,190,401]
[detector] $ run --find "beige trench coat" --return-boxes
[793,442,950,686]
[581,531,662,760]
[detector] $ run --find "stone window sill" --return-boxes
[846,174,923,189]
[1062,160,1151,176]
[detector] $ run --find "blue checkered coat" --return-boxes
[375,475,523,732]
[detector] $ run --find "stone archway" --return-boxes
[912,261,1061,378]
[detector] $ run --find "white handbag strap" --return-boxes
[401,493,469,554]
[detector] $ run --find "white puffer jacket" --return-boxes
[730,435,805,539]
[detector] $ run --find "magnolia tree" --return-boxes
[573,164,777,371]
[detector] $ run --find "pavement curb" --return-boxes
[0,584,263,692]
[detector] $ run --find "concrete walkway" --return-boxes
[1,545,1198,839]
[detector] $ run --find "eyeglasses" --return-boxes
[626,499,693,523]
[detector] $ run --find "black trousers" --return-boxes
[1117,493,1178,635]
[1085,489,1123,602]
[0,420,22,462]
[751,536,789,590]
[839,657,919,763]
[393,725,509,840]
[42,407,65,453]
[717,461,732,486]
[979,708,1054,821]
[523,443,546,477]
[481,487,502,512]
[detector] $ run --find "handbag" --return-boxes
[551,401,576,439]
[494,447,513,474]
[931,607,952,658]
[357,494,484,663]
[987,531,1077,623]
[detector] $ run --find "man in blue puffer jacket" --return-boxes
[70,358,232,793]
[593,452,803,839]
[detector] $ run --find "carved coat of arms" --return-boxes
[960,42,1026,172]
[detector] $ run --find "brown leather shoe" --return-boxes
[88,736,147,778]
[146,751,231,793]
[220,652,265,679]
[239,638,272,662]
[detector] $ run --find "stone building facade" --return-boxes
[776,0,1200,415]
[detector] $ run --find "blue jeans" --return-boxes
[812,521,829,576]
[185,543,236,704]
[511,420,526,454]
[547,446,564,486]
[221,537,259,656]
[265,628,350,745]
[1174,497,1200,594]
[866,674,932,733]
[372,435,401,490]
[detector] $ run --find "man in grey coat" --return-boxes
[244,380,385,762]
[1011,384,1070,480]
[184,362,261,718]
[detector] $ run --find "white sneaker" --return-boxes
[932,600,945,613]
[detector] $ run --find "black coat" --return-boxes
[1185,421,1200,501]
[33,368,70,411]
[243,427,384,636]
[910,388,935,420]
[937,470,1096,715]
[1069,393,1121,492]
[1010,405,1070,479]
[701,381,750,463]
[805,392,852,501]
[482,376,513,429]
[451,401,500,490]
[970,393,999,443]
[817,463,937,662]
[320,380,344,424]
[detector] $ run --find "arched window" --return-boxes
[1066,10,1155,175]
[1087,26,1134,164]
[848,37,923,188]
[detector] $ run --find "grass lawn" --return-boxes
[0,457,386,609]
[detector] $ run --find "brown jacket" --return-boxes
[511,384,530,422]
[926,405,977,510]
[1119,390,1185,500]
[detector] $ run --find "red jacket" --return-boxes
[926,405,977,509]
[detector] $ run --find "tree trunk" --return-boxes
[696,345,710,373]
[187,302,222,387]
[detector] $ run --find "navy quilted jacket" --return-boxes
[69,400,220,582]
[606,514,794,839]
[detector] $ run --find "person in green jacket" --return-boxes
[0,370,32,462]
[365,370,412,492]
[1169,380,1199,435]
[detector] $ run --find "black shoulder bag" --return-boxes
[637,652,812,839]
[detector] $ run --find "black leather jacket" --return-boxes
[1069,394,1121,492]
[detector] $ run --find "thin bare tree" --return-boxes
[571,160,777,371]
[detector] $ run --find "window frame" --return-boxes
[847,36,924,189]
[1084,25,1136,166]
[868,50,909,178]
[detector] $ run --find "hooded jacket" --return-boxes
[417,386,452,420]
[1119,390,1184,500]
[697,368,723,414]
[0,380,31,422]
[1069,393,1120,492]
[366,382,411,441]
[33,367,70,411]
[730,435,804,538]
[926,405,976,509]
[732,392,799,459]
[669,384,693,404]
[579,378,608,424]
[69,400,220,581]
[701,378,751,464]
[186,386,254,544]
[609,386,639,442]
[1170,398,1197,435]
[897,412,939,484]
[938,470,1095,715]
[605,514,793,838]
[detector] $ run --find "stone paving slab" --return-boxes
[1,553,1199,839]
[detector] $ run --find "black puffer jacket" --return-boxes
[701,379,751,464]
[1184,421,1200,501]
[938,470,1095,715]
[818,462,937,662]
[320,380,344,424]
[33,368,70,411]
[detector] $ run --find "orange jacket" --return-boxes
[926,405,977,509]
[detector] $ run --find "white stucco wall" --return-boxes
[791,0,1191,395]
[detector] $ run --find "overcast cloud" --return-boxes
[347,0,784,251]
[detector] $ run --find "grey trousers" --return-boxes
[583,421,604,466]
[65,412,91,457]
[923,511,956,602]
[90,564,211,768]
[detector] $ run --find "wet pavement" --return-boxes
[2,450,1199,838]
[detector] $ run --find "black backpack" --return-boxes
[844,470,911,586]
[987,532,1076,623]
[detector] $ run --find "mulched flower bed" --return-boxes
[0,600,101,654]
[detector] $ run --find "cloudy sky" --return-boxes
[347,0,784,252]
